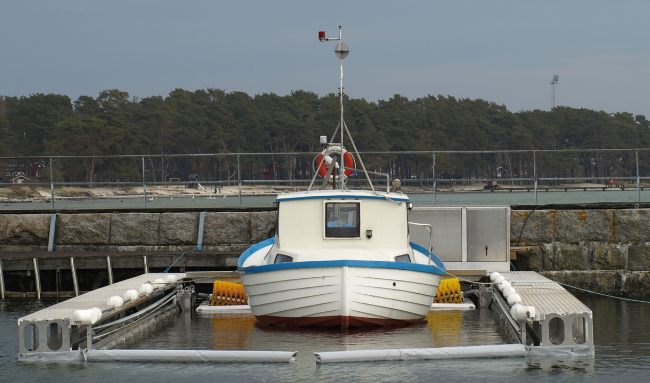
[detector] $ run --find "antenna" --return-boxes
[318,26,349,190]
[550,74,559,109]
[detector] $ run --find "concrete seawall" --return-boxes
[0,211,275,250]
[2,207,650,297]
[511,208,650,297]
[0,210,276,297]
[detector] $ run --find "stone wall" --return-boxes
[3,208,650,296]
[0,211,276,253]
[511,208,650,296]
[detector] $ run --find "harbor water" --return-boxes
[2,295,650,382]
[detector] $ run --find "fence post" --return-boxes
[238,155,242,207]
[49,158,54,208]
[143,157,147,208]
[432,153,436,205]
[143,255,149,274]
[636,150,641,202]
[106,256,113,285]
[533,151,538,204]
[33,258,41,300]
[0,259,5,300]
[70,257,79,297]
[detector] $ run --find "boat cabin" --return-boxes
[269,190,418,264]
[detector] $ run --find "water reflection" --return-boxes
[209,313,256,350]
[191,307,510,353]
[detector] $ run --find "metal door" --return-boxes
[466,208,507,262]
[409,208,462,262]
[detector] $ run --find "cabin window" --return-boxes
[274,254,293,263]
[325,202,360,238]
[395,254,411,263]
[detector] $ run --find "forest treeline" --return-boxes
[0,89,649,184]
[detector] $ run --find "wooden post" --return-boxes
[33,258,41,300]
[0,258,5,300]
[70,257,79,297]
[107,256,113,285]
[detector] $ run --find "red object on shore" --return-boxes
[319,31,326,40]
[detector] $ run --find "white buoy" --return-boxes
[498,280,511,291]
[72,309,92,325]
[124,289,139,301]
[73,307,104,325]
[507,293,522,305]
[493,275,505,285]
[489,272,501,282]
[153,278,166,288]
[107,295,124,308]
[503,286,517,297]
[164,274,178,284]
[510,304,526,321]
[139,283,154,295]
[91,307,103,323]
[511,304,536,321]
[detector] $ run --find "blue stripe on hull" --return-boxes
[237,237,275,269]
[239,259,445,275]
[409,241,446,272]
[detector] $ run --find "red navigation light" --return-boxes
[319,31,326,41]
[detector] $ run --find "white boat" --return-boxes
[238,189,446,328]
[237,27,446,328]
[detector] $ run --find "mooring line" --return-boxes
[164,247,201,273]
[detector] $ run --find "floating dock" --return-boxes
[18,273,187,357]
[17,271,296,363]
[482,271,594,356]
[16,269,595,362]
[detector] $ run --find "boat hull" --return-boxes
[241,265,441,328]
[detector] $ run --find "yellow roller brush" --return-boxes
[433,278,463,304]
[211,280,248,306]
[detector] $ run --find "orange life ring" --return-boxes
[315,147,354,178]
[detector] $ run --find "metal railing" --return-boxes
[1,148,649,207]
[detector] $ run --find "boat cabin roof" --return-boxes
[275,189,409,202]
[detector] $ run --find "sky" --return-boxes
[1,1,649,116]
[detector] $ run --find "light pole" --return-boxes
[550,74,559,109]
[319,26,349,190]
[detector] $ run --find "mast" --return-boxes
[320,26,349,190]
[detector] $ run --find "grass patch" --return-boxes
[55,187,94,197]
[0,186,36,199]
